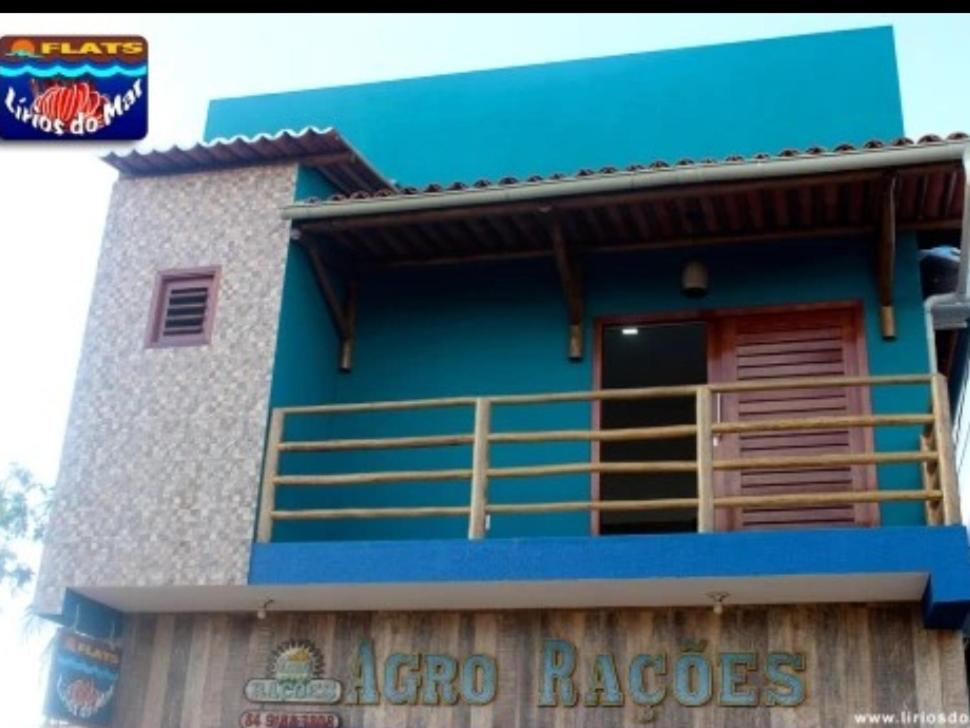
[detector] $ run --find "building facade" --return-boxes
[35,27,970,727]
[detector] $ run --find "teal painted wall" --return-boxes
[269,167,340,411]
[206,28,903,186]
[241,28,924,541]
[272,234,930,541]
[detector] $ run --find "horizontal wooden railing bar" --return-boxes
[488,498,699,514]
[486,385,699,405]
[279,395,478,415]
[490,425,697,443]
[279,433,475,452]
[708,373,931,393]
[714,451,936,471]
[256,372,962,541]
[277,383,705,416]
[270,490,943,522]
[488,461,698,479]
[273,468,472,486]
[712,413,933,434]
[715,489,941,509]
[275,376,929,415]
[276,415,933,453]
[273,505,472,520]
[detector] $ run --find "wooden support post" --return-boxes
[339,280,357,372]
[876,174,897,339]
[931,373,962,525]
[468,398,492,539]
[304,240,357,372]
[257,410,285,543]
[920,430,943,526]
[696,387,715,532]
[550,219,584,360]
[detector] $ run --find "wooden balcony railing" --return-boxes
[256,373,960,542]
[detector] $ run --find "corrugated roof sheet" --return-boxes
[102,126,392,194]
[310,132,968,204]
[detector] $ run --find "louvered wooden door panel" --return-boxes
[712,307,876,531]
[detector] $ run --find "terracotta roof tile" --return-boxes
[310,133,967,203]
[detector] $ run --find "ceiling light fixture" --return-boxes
[621,327,639,335]
[256,598,275,620]
[707,591,729,616]
[682,260,709,297]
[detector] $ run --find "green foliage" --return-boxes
[0,463,50,591]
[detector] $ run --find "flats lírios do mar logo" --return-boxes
[0,36,147,140]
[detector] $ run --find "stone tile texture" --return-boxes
[34,163,297,613]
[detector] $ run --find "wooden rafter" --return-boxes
[875,174,898,339]
[549,217,584,360]
[300,232,358,371]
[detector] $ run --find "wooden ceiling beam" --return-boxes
[674,198,695,236]
[333,215,955,270]
[508,214,544,247]
[848,181,865,225]
[823,184,840,226]
[652,200,676,238]
[581,208,609,245]
[373,228,412,258]
[796,187,813,227]
[486,216,519,249]
[772,189,791,228]
[746,190,766,230]
[941,171,961,218]
[464,218,501,252]
[914,174,930,221]
[387,248,552,268]
[604,204,632,241]
[699,195,720,233]
[923,172,946,220]
[723,195,743,231]
[626,203,652,240]
[407,223,449,257]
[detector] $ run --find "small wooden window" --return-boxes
[146,267,220,348]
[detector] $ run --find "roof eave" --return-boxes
[101,126,394,193]
[282,139,970,223]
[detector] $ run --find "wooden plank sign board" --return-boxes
[111,605,967,727]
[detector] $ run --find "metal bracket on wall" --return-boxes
[296,229,357,372]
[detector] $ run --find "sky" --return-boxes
[0,12,968,727]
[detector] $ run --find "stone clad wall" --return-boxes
[34,163,297,613]
[112,604,967,728]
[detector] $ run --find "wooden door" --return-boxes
[711,306,877,530]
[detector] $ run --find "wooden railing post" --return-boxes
[696,387,715,533]
[931,374,962,525]
[257,409,285,543]
[920,427,943,526]
[468,398,492,539]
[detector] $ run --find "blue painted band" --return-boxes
[250,526,970,629]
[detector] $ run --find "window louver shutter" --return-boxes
[713,307,876,530]
[147,268,219,347]
[162,283,209,337]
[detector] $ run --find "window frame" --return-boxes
[145,266,221,349]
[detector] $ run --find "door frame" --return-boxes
[591,299,873,535]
